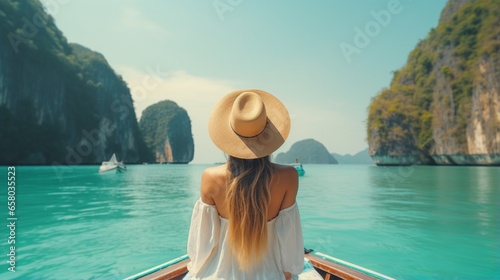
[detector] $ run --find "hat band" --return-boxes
[231,120,269,139]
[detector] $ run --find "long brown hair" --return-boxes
[226,155,274,269]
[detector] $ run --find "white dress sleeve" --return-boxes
[186,199,220,275]
[275,202,304,278]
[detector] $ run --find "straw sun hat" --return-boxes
[208,89,290,159]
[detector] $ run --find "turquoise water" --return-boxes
[0,164,499,279]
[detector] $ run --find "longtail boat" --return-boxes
[125,249,394,280]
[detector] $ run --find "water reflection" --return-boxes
[368,166,500,279]
[4,165,207,279]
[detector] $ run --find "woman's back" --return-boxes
[200,163,299,221]
[185,162,304,279]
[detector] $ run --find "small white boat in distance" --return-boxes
[99,153,126,173]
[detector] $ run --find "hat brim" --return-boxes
[208,89,290,159]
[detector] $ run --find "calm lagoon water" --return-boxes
[0,164,498,279]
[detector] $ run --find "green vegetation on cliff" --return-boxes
[139,101,194,163]
[368,0,500,161]
[0,0,149,164]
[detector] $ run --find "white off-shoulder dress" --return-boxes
[184,199,304,280]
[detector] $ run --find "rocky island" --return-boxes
[275,139,338,164]
[367,0,499,166]
[0,0,150,165]
[139,101,194,164]
[332,148,373,164]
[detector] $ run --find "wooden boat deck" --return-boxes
[137,258,189,280]
[130,252,392,280]
[305,253,379,280]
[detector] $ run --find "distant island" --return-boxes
[139,101,194,164]
[274,139,372,165]
[332,148,374,164]
[367,0,499,166]
[275,139,338,164]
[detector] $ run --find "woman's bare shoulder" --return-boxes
[271,163,299,208]
[202,164,227,178]
[272,163,299,182]
[200,165,227,204]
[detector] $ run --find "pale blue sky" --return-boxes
[43,0,447,163]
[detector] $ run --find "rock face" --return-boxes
[367,0,500,166]
[0,1,149,165]
[332,148,374,164]
[139,101,194,163]
[275,139,338,164]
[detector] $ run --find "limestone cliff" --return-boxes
[367,0,500,166]
[0,0,149,164]
[139,101,194,163]
[275,139,338,164]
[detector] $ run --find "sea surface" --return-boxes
[0,164,498,279]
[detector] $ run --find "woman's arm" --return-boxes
[200,169,216,205]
